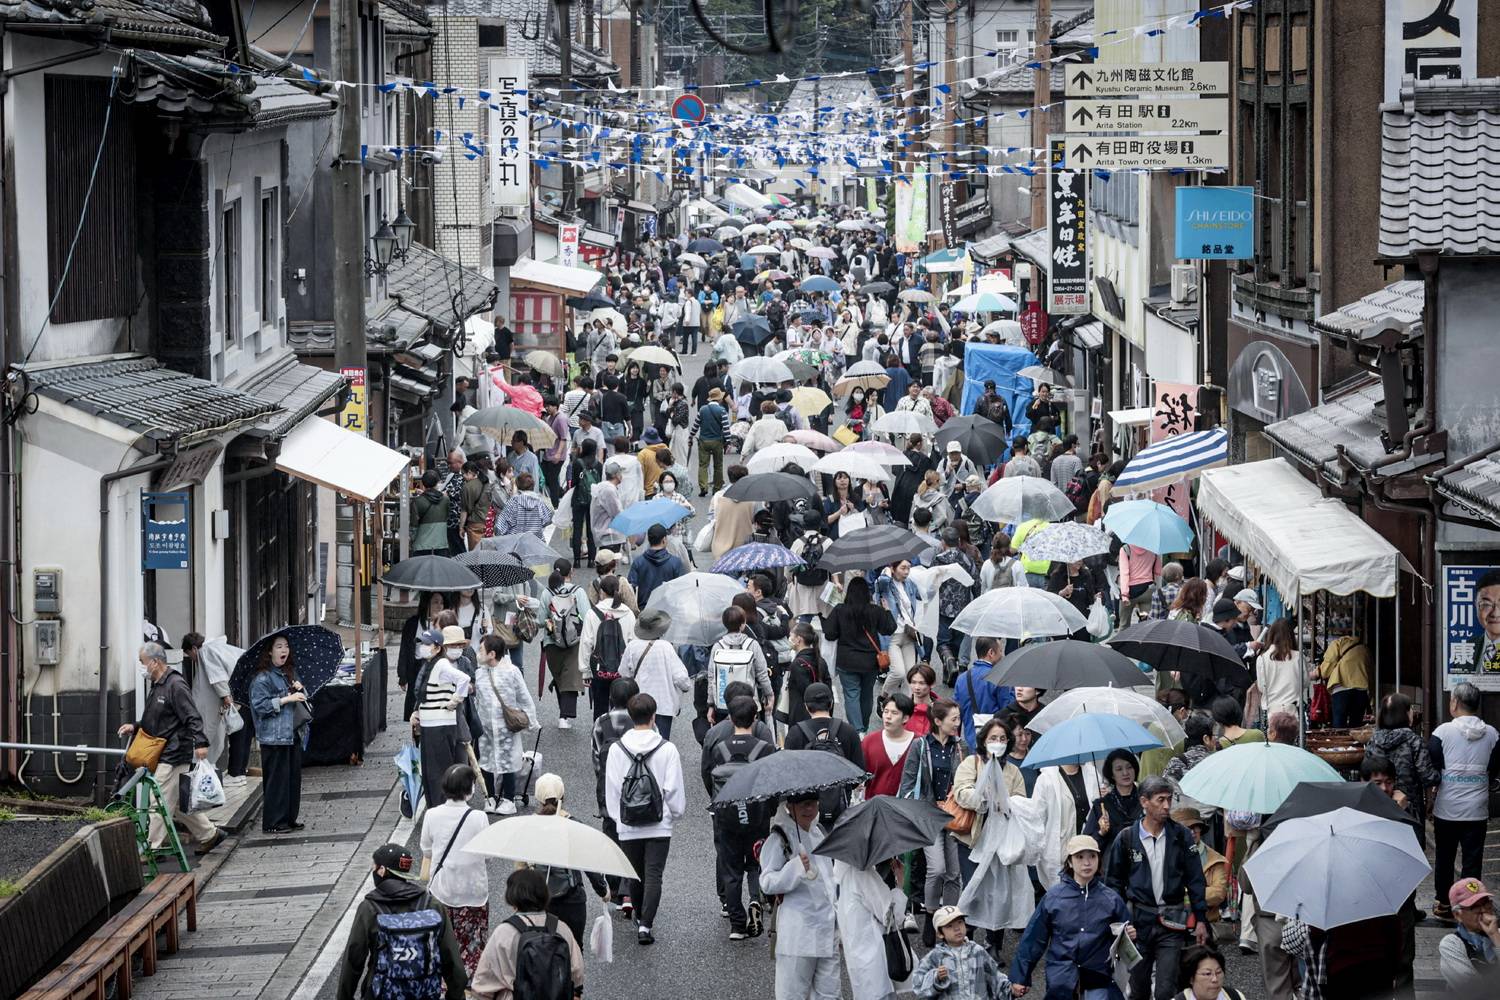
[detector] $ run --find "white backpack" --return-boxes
[710,634,757,710]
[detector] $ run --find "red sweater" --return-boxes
[906,703,932,737]
[863,730,914,798]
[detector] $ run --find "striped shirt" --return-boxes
[497,492,553,538]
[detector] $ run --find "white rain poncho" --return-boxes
[956,756,1046,931]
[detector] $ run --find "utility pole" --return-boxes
[1029,0,1051,230]
[560,1,576,216]
[944,0,957,240]
[332,0,366,372]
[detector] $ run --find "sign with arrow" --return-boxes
[1066,134,1230,170]
[1065,62,1229,98]
[1066,98,1229,135]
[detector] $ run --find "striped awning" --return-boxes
[1113,427,1229,493]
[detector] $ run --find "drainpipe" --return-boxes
[1369,252,1440,473]
[95,454,172,804]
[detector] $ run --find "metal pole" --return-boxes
[0,741,124,756]
[560,0,576,217]
[332,0,367,372]
[1030,0,1051,230]
[353,501,365,685]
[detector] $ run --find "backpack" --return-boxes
[370,908,446,1000]
[572,463,600,510]
[670,398,691,429]
[793,534,829,588]
[796,719,854,827]
[590,611,627,680]
[504,914,573,1000]
[1065,471,1091,513]
[752,825,794,940]
[710,739,774,828]
[711,635,758,710]
[546,586,584,648]
[988,556,1019,590]
[618,741,665,826]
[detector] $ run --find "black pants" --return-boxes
[446,526,464,556]
[419,727,463,809]
[589,677,614,721]
[714,817,764,930]
[1129,917,1186,1000]
[1434,817,1487,902]
[261,743,302,832]
[620,836,671,929]
[548,887,588,948]
[541,459,565,504]
[680,324,699,355]
[481,768,516,801]
[601,817,626,898]
[572,507,596,564]
[227,704,254,777]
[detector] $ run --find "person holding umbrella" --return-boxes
[1009,834,1133,1000]
[759,792,839,1000]
[1083,749,1144,861]
[249,634,308,836]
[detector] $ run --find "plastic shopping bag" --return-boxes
[693,519,715,553]
[589,912,614,963]
[183,759,226,813]
[1086,598,1112,640]
[222,703,244,736]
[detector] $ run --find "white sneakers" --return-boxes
[557,718,572,730]
[224,774,248,788]
[485,797,518,816]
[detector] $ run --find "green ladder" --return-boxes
[109,768,191,878]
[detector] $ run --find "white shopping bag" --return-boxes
[589,912,614,963]
[185,759,225,812]
[1086,598,1112,639]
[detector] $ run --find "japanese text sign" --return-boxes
[141,491,190,572]
[487,58,529,209]
[339,366,367,436]
[1150,382,1200,519]
[1065,62,1228,97]
[1047,138,1088,316]
[1385,1,1476,102]
[1443,564,1500,691]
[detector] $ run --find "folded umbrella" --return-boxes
[464,405,558,449]
[971,477,1077,524]
[747,442,819,475]
[229,624,346,704]
[644,573,748,646]
[1016,522,1112,563]
[950,588,1087,641]
[1262,781,1422,836]
[1178,740,1342,814]
[711,542,805,576]
[464,814,638,880]
[729,356,795,384]
[453,549,537,588]
[711,749,868,810]
[1028,686,1186,745]
[1024,713,1163,770]
[812,795,952,869]
[610,497,692,536]
[934,415,1008,465]
[784,429,843,452]
[987,640,1149,690]
[480,532,558,566]
[724,472,817,503]
[817,524,931,573]
[1107,619,1250,690]
[800,275,840,293]
[1101,499,1195,555]
[394,745,423,816]
[385,554,484,592]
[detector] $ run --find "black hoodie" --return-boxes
[337,875,466,1000]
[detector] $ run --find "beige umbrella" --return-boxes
[624,345,681,370]
[523,350,565,377]
[463,813,638,880]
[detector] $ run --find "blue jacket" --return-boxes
[1103,818,1208,924]
[697,402,729,441]
[249,669,297,746]
[955,661,1014,752]
[628,546,686,608]
[1010,875,1129,1000]
[873,575,919,651]
[883,365,911,410]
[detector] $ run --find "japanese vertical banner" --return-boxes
[1047,137,1089,314]
[487,58,529,209]
[1443,565,1500,691]
[1150,381,1200,517]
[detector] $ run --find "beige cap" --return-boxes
[1065,834,1101,857]
[535,773,565,804]
[440,625,468,646]
[932,905,966,930]
[595,548,621,567]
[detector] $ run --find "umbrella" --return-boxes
[721,215,749,228]
[800,275,840,293]
[746,442,819,475]
[934,415,1008,465]
[774,348,831,368]
[870,410,937,437]
[971,477,1077,523]
[678,251,708,268]
[385,554,484,592]
[980,319,1028,347]
[795,310,826,325]
[1102,499,1194,555]
[768,220,794,231]
[1016,522,1112,563]
[610,497,692,536]
[747,244,781,255]
[859,281,895,295]
[741,223,770,236]
[789,386,833,419]
[644,572,747,646]
[1242,808,1429,930]
[590,306,627,335]
[788,237,814,251]
[463,405,558,448]
[817,524,931,573]
[715,226,741,241]
[813,451,894,483]
[729,356,795,384]
[1112,428,1229,494]
[806,247,838,261]
[394,745,423,816]
[623,345,681,371]
[1028,686,1187,745]
[480,532,558,566]
[712,749,867,810]
[950,588,1087,640]
[1024,713,1163,769]
[843,440,912,466]
[1107,619,1250,689]
[724,472,817,503]
[812,795,952,869]
[953,291,1017,314]
[711,542,805,576]
[987,641,1150,690]
[566,290,614,310]
[835,219,865,231]
[830,360,892,397]
[784,429,843,452]
[464,814,638,880]
[1263,781,1422,836]
[732,315,776,348]
[522,350,565,377]
[777,357,819,384]
[229,624,346,704]
[1178,740,1343,814]
[687,238,724,254]
[453,549,537,588]
[1017,365,1071,387]
[899,288,935,303]
[755,268,793,282]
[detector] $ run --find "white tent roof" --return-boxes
[1108,407,1153,427]
[724,183,772,210]
[510,256,602,295]
[1196,458,1405,600]
[276,416,410,503]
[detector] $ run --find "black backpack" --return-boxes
[618,741,665,826]
[590,611,627,680]
[1065,471,1091,513]
[504,914,572,1000]
[793,534,829,588]
[710,739,774,828]
[572,463,600,510]
[797,719,853,826]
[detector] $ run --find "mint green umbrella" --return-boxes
[1178,741,1342,814]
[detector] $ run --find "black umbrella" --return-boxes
[480,532,558,566]
[454,549,537,588]
[711,750,868,811]
[935,415,1008,465]
[724,472,817,503]
[566,290,614,310]
[1262,781,1421,836]
[817,524,931,573]
[986,639,1149,689]
[384,554,484,592]
[859,281,894,295]
[796,310,826,324]
[687,237,724,254]
[812,795,952,869]
[229,624,346,704]
[1107,619,1249,688]
[732,314,775,347]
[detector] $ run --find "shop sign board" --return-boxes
[1175,186,1255,259]
[486,58,528,209]
[1046,138,1088,315]
[1443,564,1500,690]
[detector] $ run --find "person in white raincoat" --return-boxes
[759,796,839,1000]
[835,856,910,1000]
[472,631,540,815]
[184,634,238,765]
[955,724,1045,946]
[1031,761,1102,890]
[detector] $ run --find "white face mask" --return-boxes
[444,648,463,661]
[986,741,1007,758]
[138,663,153,680]
[662,482,676,495]
[416,643,435,659]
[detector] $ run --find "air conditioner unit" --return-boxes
[1170,264,1199,307]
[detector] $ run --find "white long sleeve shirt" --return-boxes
[604,728,687,840]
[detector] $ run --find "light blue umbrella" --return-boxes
[394,745,422,817]
[953,291,1017,314]
[1178,740,1343,814]
[610,497,691,536]
[711,542,805,576]
[800,275,840,294]
[1101,498,1195,555]
[1024,712,1163,769]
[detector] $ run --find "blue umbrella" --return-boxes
[610,497,692,536]
[394,745,423,818]
[800,275,840,294]
[687,237,724,254]
[1101,498,1195,555]
[1023,712,1163,769]
[711,542,805,576]
[228,623,346,704]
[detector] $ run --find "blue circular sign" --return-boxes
[672,94,707,124]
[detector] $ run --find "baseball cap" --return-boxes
[1232,588,1263,610]
[418,627,444,646]
[1212,598,1241,623]
[373,843,416,878]
[932,905,966,930]
[535,773,565,804]
[595,548,621,567]
[1450,878,1494,909]
[945,440,962,453]
[1065,834,1100,857]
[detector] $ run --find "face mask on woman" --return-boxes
[416,643,435,659]
[661,481,676,495]
[852,391,865,404]
[986,740,1008,758]
[444,647,463,661]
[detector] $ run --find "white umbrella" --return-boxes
[623,345,680,370]
[950,588,1087,640]
[715,226,741,241]
[789,237,814,251]
[971,477,1077,524]
[740,223,770,236]
[644,572,747,646]
[812,451,895,483]
[980,319,1027,347]
[678,252,707,268]
[1243,808,1429,930]
[729,356,795,384]
[463,814,638,880]
[835,219,865,231]
[843,440,913,466]
[1015,521,1112,562]
[591,306,627,334]
[1029,687,1185,744]
[870,410,937,437]
[768,220,794,231]
[806,246,838,260]
[899,288,935,303]
[1018,365,1072,387]
[747,244,781,255]
[747,442,819,475]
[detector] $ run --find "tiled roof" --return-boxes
[0,0,223,47]
[386,243,500,330]
[1312,279,1423,341]
[977,62,1066,98]
[379,0,433,38]
[1379,78,1500,259]
[1264,379,1391,477]
[232,355,347,438]
[1011,227,1048,266]
[27,356,280,444]
[1434,450,1500,528]
[288,298,433,357]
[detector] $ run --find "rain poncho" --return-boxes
[956,756,1045,931]
[835,861,909,1000]
[192,640,239,764]
[1032,762,1102,890]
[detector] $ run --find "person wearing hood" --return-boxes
[1009,835,1132,1000]
[336,844,466,1000]
[627,524,687,608]
[637,427,672,495]
[1032,759,1103,892]
[836,855,911,1000]
[1429,682,1500,921]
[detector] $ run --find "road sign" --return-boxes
[1066,134,1229,170]
[671,94,707,123]
[1065,98,1229,135]
[1065,62,1229,98]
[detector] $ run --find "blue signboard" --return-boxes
[142,491,190,571]
[1174,186,1254,260]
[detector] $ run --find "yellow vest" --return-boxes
[1013,518,1052,576]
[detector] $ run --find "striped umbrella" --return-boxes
[711,543,805,576]
[1114,427,1229,493]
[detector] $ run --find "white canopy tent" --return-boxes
[276,417,410,503]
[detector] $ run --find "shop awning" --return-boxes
[510,257,603,296]
[1071,320,1106,350]
[275,417,410,503]
[919,247,968,274]
[1197,458,1406,600]
[724,183,772,210]
[626,199,657,214]
[1107,406,1153,427]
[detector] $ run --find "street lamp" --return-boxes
[391,205,416,255]
[366,219,398,275]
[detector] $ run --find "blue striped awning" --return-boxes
[1114,427,1229,493]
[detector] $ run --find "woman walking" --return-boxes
[473,632,539,816]
[875,559,922,691]
[900,698,967,947]
[1247,618,1305,729]
[1364,692,1440,838]
[1082,749,1143,860]
[528,774,611,946]
[248,633,307,834]
[468,869,585,1000]
[782,622,827,727]
[419,764,488,976]
[410,625,474,810]
[1009,835,1133,1000]
[398,591,447,721]
[823,576,897,732]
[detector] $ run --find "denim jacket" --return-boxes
[875,574,920,650]
[249,669,297,746]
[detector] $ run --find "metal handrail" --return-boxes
[0,740,125,756]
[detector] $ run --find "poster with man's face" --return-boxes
[1443,565,1500,691]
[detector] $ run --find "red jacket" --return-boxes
[862,730,913,798]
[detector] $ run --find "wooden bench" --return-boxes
[20,872,197,1000]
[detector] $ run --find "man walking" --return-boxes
[704,696,777,940]
[680,285,702,355]
[1430,682,1500,921]
[336,844,466,1000]
[627,524,687,608]
[605,692,687,944]
[697,387,731,497]
[783,683,865,829]
[540,395,571,503]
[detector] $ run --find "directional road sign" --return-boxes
[1065,62,1230,98]
[1066,135,1230,170]
[1065,98,1229,135]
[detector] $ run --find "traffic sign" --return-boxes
[1066,134,1229,170]
[1065,98,1229,135]
[1065,62,1229,98]
[671,94,707,123]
